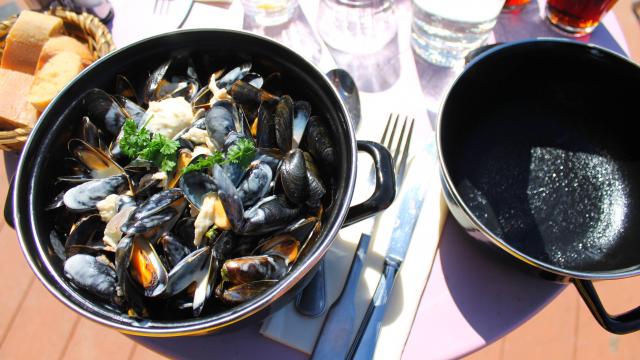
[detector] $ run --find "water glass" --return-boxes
[317,0,397,55]
[241,0,298,26]
[410,0,506,67]
[545,0,618,36]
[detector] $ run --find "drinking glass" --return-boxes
[317,0,397,54]
[410,0,506,67]
[545,0,619,36]
[241,0,298,26]
[502,0,530,12]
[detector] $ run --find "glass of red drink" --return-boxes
[503,0,530,12]
[545,0,619,36]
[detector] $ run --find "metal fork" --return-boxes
[310,114,414,360]
[380,114,415,188]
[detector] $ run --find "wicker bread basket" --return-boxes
[0,8,115,151]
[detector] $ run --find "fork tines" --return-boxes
[381,114,415,188]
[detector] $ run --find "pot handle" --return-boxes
[573,278,640,334]
[4,177,14,229]
[343,141,395,227]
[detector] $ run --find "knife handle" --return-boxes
[311,233,372,360]
[348,259,400,360]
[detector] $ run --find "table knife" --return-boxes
[348,156,428,360]
[310,233,372,360]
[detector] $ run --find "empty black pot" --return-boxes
[439,39,640,334]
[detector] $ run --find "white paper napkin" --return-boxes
[260,130,448,359]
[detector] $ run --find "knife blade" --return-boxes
[310,233,372,360]
[348,154,428,360]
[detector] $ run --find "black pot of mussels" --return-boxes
[9,29,395,336]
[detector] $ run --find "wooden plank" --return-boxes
[574,277,640,360]
[62,318,137,360]
[0,225,36,342]
[129,344,170,360]
[0,280,79,359]
[500,288,579,359]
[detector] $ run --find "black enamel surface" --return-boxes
[440,40,640,274]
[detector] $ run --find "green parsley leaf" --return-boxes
[119,118,180,172]
[205,225,218,242]
[181,152,225,174]
[120,119,149,158]
[226,138,256,169]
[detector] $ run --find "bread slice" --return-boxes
[0,10,64,74]
[0,68,37,129]
[37,36,93,71]
[28,52,84,112]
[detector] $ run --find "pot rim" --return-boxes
[436,37,640,281]
[13,28,357,336]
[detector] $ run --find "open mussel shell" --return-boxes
[254,148,284,174]
[284,216,320,245]
[144,54,200,103]
[216,62,251,90]
[114,95,146,125]
[115,74,140,103]
[179,169,217,211]
[262,72,283,96]
[243,72,263,88]
[68,139,124,179]
[64,254,117,301]
[131,236,169,297]
[63,174,128,212]
[212,165,245,232]
[292,101,311,148]
[221,280,277,305]
[121,207,179,235]
[160,233,191,269]
[274,95,294,153]
[300,116,336,169]
[205,100,242,150]
[46,191,67,211]
[66,214,107,257]
[242,195,300,235]
[303,152,326,207]
[237,161,273,207]
[129,188,185,222]
[255,103,277,149]
[81,88,128,137]
[279,149,309,205]
[228,80,278,106]
[144,59,171,104]
[164,246,211,297]
[221,254,287,285]
[78,116,108,153]
[104,206,136,250]
[253,233,300,265]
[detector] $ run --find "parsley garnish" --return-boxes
[119,118,180,172]
[226,138,257,169]
[181,152,224,174]
[205,225,218,242]
[181,138,256,175]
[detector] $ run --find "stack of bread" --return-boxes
[0,10,93,130]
